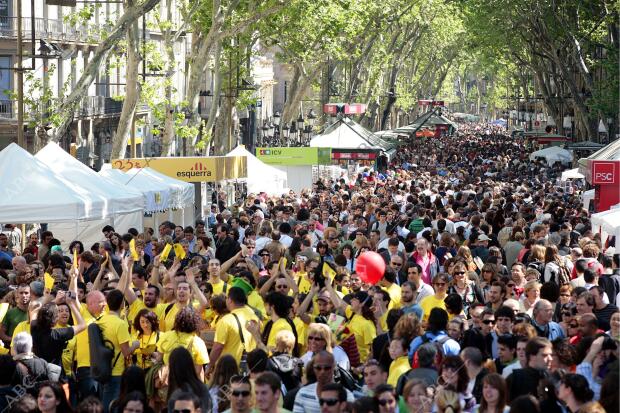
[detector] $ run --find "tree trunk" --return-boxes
[111,10,141,159]
[52,0,160,142]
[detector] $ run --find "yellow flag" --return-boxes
[73,249,78,269]
[160,243,172,261]
[173,243,186,260]
[129,239,140,260]
[323,263,337,279]
[44,272,55,291]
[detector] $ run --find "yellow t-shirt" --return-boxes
[388,355,410,386]
[208,278,227,296]
[266,318,293,349]
[75,304,98,368]
[247,291,266,320]
[346,313,376,363]
[95,313,131,376]
[132,331,159,369]
[419,295,446,322]
[295,272,312,294]
[293,316,307,354]
[127,300,167,332]
[214,306,258,363]
[385,283,401,308]
[157,331,209,366]
[160,302,200,332]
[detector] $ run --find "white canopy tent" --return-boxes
[0,143,106,223]
[591,207,620,243]
[35,143,146,247]
[529,146,573,164]
[561,168,585,181]
[227,146,287,195]
[582,189,595,211]
[136,168,195,227]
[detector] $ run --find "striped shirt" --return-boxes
[293,383,354,413]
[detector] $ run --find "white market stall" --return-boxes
[529,146,573,165]
[137,168,195,227]
[36,143,146,247]
[227,146,287,195]
[0,144,107,234]
[561,168,585,181]
[582,189,595,211]
[591,207,620,244]
[100,167,183,230]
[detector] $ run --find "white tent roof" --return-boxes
[310,120,383,149]
[137,168,194,209]
[36,143,145,215]
[0,143,106,223]
[591,208,620,240]
[100,168,171,213]
[529,146,572,164]
[227,146,287,195]
[560,168,585,181]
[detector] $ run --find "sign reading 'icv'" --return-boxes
[256,147,331,165]
[112,156,247,182]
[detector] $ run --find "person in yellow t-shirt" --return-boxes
[95,289,133,411]
[419,273,449,322]
[380,271,401,309]
[207,287,258,378]
[206,258,229,295]
[154,306,209,380]
[387,337,410,386]
[371,289,391,334]
[293,256,312,294]
[160,270,208,332]
[345,291,377,364]
[245,291,296,354]
[128,308,160,370]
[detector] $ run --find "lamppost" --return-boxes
[282,124,290,146]
[261,123,269,146]
[290,121,298,146]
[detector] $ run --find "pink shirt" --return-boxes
[416,253,432,285]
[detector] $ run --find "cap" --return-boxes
[317,291,331,302]
[344,291,373,307]
[50,245,63,253]
[477,234,490,242]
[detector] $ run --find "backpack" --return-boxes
[267,353,302,391]
[334,364,363,392]
[412,333,451,369]
[556,262,571,286]
[88,322,121,384]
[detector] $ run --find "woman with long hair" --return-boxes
[196,236,215,260]
[438,356,475,411]
[557,373,594,413]
[456,246,477,273]
[110,233,124,259]
[448,261,484,315]
[37,381,73,413]
[347,291,376,364]
[402,379,433,413]
[30,288,86,365]
[300,322,350,370]
[519,281,541,316]
[167,347,212,413]
[208,355,238,413]
[435,389,462,413]
[116,391,152,413]
[129,309,160,370]
[474,373,508,413]
[109,366,147,413]
[543,245,573,285]
[154,307,209,380]
[341,244,356,272]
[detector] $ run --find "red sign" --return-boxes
[592,162,617,185]
[332,152,377,160]
[323,103,367,116]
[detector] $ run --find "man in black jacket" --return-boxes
[214,223,241,263]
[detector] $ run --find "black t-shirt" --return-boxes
[31,324,74,365]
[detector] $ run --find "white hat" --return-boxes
[477,234,490,242]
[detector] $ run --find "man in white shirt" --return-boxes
[406,263,434,304]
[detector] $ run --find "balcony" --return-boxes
[0,100,14,118]
[78,96,150,117]
[0,16,103,44]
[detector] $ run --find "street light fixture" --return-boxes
[297,113,305,131]
[261,124,269,145]
[307,108,317,127]
[282,124,290,140]
[273,111,281,126]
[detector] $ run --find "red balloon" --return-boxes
[355,251,386,285]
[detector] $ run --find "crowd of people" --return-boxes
[0,124,618,413]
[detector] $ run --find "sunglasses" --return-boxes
[260,253,270,257]
[173,410,193,413]
[482,319,496,325]
[562,312,573,317]
[308,336,325,342]
[231,390,251,398]
[319,398,339,406]
[276,285,288,289]
[453,271,466,275]
[391,262,402,266]
[569,323,578,328]
[313,365,333,371]
[433,282,447,287]
[378,399,395,406]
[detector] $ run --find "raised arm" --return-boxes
[186,267,208,311]
[297,284,318,324]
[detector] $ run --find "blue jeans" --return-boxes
[101,376,122,413]
[76,367,99,402]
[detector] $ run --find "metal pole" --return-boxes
[131,115,136,158]
[16,0,24,149]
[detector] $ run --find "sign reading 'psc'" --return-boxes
[592,162,617,185]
